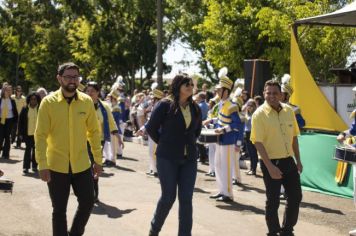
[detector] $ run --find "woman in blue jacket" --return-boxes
[146,74,202,236]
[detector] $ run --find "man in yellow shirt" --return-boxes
[251,80,302,236]
[35,62,102,236]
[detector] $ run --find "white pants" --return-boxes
[148,136,157,173]
[103,141,114,163]
[117,123,125,155]
[215,144,235,199]
[110,134,118,160]
[232,150,241,183]
[208,144,216,173]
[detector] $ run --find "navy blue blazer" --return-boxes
[146,99,202,160]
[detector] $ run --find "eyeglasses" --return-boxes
[184,81,194,87]
[62,75,80,81]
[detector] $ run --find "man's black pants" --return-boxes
[47,168,94,236]
[260,157,302,236]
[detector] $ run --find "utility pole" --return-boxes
[156,0,163,89]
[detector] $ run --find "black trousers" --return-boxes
[23,135,37,170]
[47,168,94,236]
[245,132,258,172]
[0,118,14,158]
[197,143,207,163]
[260,157,302,236]
[11,118,21,147]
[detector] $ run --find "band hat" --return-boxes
[281,83,294,96]
[216,76,234,90]
[109,89,120,99]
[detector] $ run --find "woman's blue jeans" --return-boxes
[150,157,197,236]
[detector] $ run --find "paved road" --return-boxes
[0,142,354,236]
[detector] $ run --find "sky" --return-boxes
[160,39,202,78]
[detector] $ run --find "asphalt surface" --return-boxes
[0,142,355,236]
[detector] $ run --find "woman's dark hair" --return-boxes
[85,81,101,92]
[27,92,41,106]
[168,74,200,119]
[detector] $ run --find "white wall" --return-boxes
[319,85,356,127]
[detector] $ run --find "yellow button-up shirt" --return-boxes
[35,89,102,173]
[250,101,300,160]
[11,95,26,114]
[27,106,37,136]
[180,105,192,128]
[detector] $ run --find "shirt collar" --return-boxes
[262,101,287,114]
[57,89,83,102]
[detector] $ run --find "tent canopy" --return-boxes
[295,1,356,27]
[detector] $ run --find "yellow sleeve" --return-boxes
[250,112,265,144]
[34,100,50,170]
[86,102,102,165]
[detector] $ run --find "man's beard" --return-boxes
[62,83,78,93]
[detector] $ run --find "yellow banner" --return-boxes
[290,29,347,132]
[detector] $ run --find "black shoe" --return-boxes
[148,229,158,236]
[23,169,29,174]
[209,193,223,199]
[205,172,212,176]
[94,198,99,203]
[216,195,233,202]
[210,172,216,177]
[117,154,123,159]
[32,168,38,173]
[153,172,158,177]
[2,156,9,160]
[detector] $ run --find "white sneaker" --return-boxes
[349,229,356,236]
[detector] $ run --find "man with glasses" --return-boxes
[35,62,102,236]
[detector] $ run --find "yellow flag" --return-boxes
[290,28,348,132]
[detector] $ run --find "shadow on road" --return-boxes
[92,201,137,218]
[299,202,344,215]
[194,187,211,194]
[120,156,139,162]
[101,172,115,178]
[216,201,265,215]
[238,183,266,194]
[113,165,136,172]
[0,159,21,164]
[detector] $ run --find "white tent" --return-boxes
[295,1,356,27]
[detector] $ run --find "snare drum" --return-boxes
[198,129,221,144]
[333,146,356,163]
[0,177,14,194]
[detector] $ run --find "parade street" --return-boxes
[0,141,355,236]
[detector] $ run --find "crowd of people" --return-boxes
[0,62,308,236]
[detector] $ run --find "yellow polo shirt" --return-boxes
[11,95,26,114]
[27,107,37,136]
[250,102,300,159]
[35,89,102,173]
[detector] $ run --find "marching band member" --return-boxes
[281,74,305,129]
[205,67,244,202]
[137,82,165,177]
[336,86,356,236]
[205,95,220,177]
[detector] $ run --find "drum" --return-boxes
[333,146,356,163]
[198,129,221,144]
[0,177,14,194]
